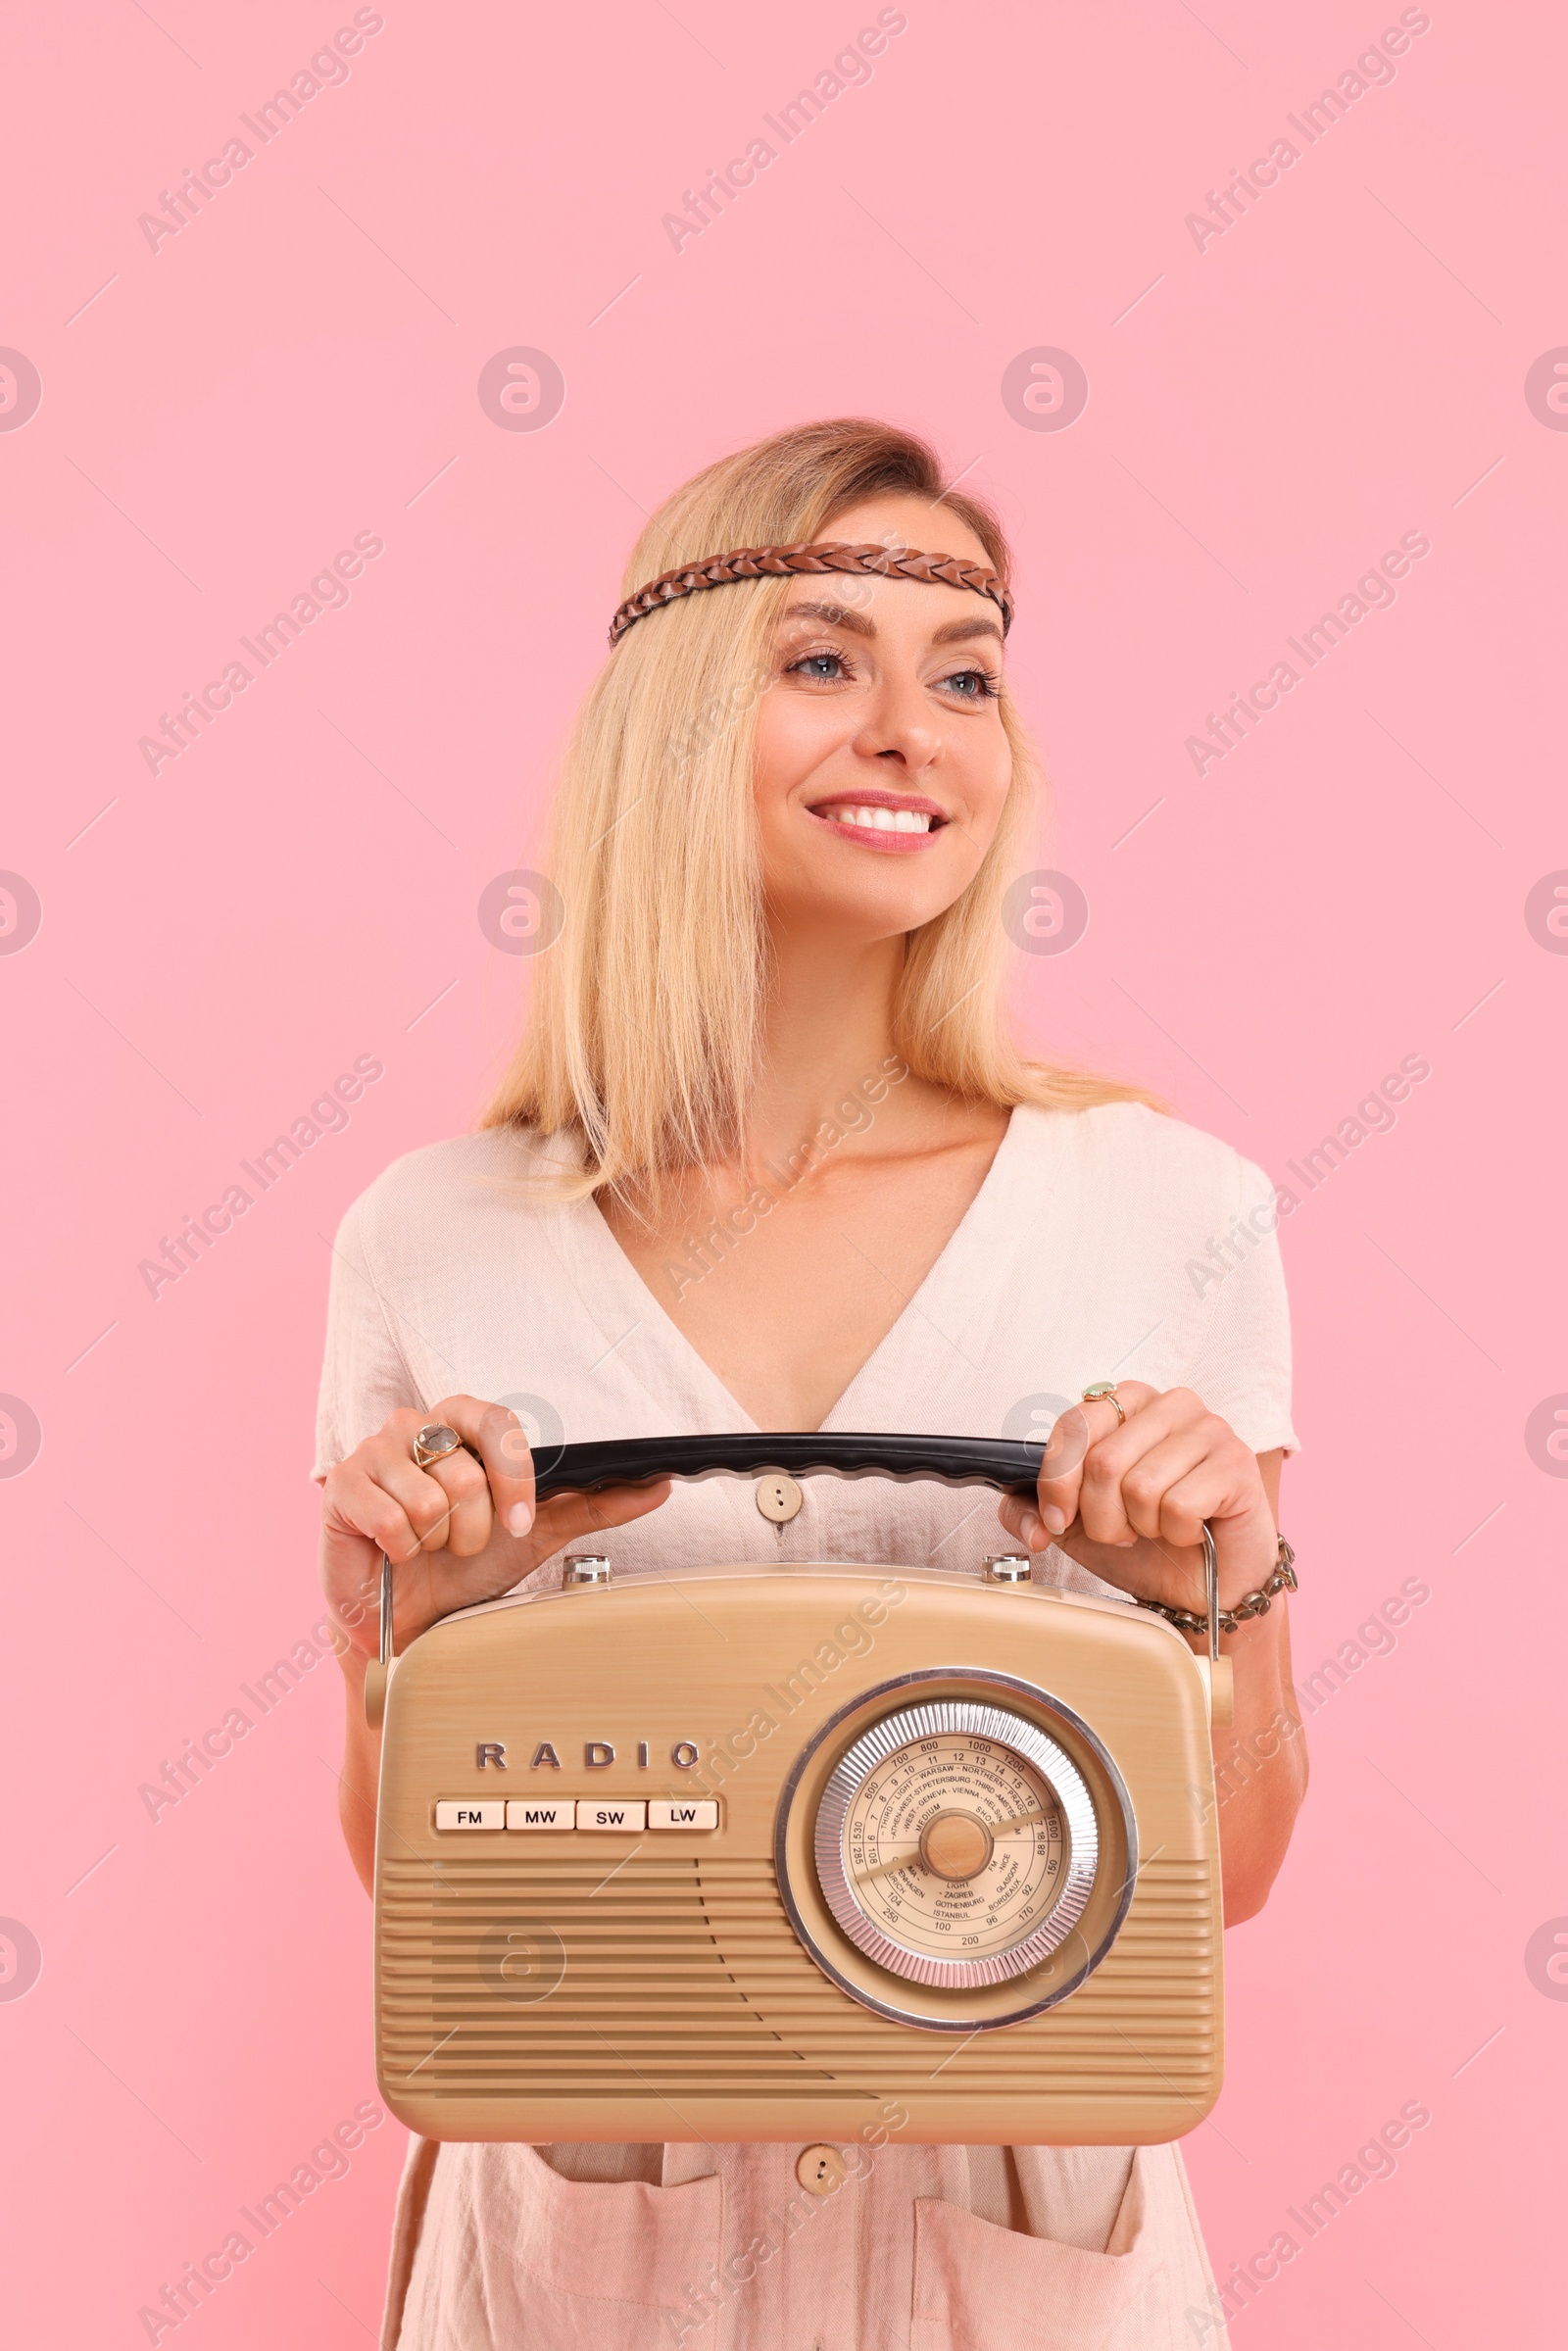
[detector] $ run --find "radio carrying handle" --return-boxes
[530,1432,1047,1497]
[364,1434,1231,1726]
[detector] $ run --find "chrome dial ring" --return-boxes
[812,1698,1100,1989]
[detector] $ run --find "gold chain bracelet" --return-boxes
[1138,1536,1298,1640]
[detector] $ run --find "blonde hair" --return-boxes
[483,418,1157,1203]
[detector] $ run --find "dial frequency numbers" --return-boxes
[843,1732,1067,1961]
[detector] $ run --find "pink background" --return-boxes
[2,2,1564,2342]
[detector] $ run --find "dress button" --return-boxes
[756,1473,804,1526]
[796,2144,848,2196]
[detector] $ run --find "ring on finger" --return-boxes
[414,1422,476,1471]
[1080,1381,1125,1428]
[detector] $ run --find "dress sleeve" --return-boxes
[312,1187,422,1482]
[1182,1150,1299,1458]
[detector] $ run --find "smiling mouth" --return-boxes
[807,798,949,844]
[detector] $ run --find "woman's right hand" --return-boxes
[319,1396,670,1666]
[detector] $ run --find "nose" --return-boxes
[851,672,942,776]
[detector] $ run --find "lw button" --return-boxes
[757,1473,803,1527]
[648,1799,718,1830]
[797,2144,848,2196]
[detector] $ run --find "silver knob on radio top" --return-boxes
[982,1553,1033,1585]
[563,1554,612,1586]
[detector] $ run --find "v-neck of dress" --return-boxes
[562,1106,1036,1436]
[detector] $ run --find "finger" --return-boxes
[1059,1387,1211,1546]
[323,1459,428,1572]
[995,1493,1031,1544]
[1077,1393,1208,1545]
[357,1407,480,1555]
[419,1444,494,1558]
[532,1477,672,1553]
[429,1395,538,1541]
[365,1421,491,1552]
[1117,1422,1238,1542]
[318,1478,394,1645]
[1152,1449,1265,1551]
[380,1455,467,1553]
[1031,1398,1131,1542]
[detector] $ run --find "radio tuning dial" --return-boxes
[810,1698,1101,1991]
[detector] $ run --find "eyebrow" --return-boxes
[780,597,874,637]
[930,614,1004,647]
[779,599,1004,649]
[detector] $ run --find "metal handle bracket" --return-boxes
[363,1549,393,1729]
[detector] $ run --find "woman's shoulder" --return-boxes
[1012,1097,1273,1220]
[337,1125,581,1258]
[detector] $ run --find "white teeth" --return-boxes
[820,805,933,833]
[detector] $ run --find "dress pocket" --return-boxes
[396,2142,723,2350]
[911,2148,1149,2351]
[513,2145,722,2328]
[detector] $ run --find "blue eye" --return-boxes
[942,668,998,700]
[791,652,848,682]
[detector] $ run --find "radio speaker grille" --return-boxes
[378,1852,1215,2104]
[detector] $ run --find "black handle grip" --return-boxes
[530,1432,1045,1499]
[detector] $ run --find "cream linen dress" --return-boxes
[313,1102,1298,2351]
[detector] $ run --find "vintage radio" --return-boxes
[369,1436,1230,2147]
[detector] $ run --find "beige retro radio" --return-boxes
[370,1436,1229,2148]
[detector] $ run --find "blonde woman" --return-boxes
[317,418,1304,2349]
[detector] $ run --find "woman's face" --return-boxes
[751,493,1013,943]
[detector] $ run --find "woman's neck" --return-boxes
[602,924,1003,1232]
[747,925,905,1165]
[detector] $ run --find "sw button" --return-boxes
[575,1801,647,1831]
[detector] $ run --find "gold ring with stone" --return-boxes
[415,1422,466,1470]
[1080,1381,1125,1428]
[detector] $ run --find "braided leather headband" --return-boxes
[608,539,1013,649]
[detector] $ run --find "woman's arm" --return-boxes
[1202,1449,1306,1920]
[996,1394,1308,1923]
[333,1645,381,1894]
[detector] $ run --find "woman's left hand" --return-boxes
[994,1382,1278,1619]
